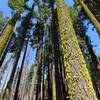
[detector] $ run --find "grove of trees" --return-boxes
[0,0,100,100]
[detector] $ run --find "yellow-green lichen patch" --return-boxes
[0,10,21,57]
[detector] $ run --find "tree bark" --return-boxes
[0,32,14,68]
[56,0,97,99]
[0,10,21,57]
[41,55,44,100]
[49,1,64,100]
[47,57,52,100]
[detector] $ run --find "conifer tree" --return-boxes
[0,0,27,57]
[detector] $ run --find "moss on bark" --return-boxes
[0,10,21,57]
[56,0,98,99]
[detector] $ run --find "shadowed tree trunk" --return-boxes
[49,1,64,100]
[13,39,29,100]
[56,0,97,99]
[36,55,42,100]
[84,35,100,98]
[85,36,100,71]
[41,58,44,100]
[47,56,52,100]
[47,28,53,100]
[53,9,67,99]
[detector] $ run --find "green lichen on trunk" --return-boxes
[0,10,21,57]
[56,0,97,99]
[78,0,100,33]
[52,76,56,100]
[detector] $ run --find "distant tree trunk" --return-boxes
[47,28,53,100]
[49,61,53,100]
[0,62,11,98]
[47,57,52,100]
[0,10,21,57]
[2,48,22,99]
[53,9,67,99]
[56,0,97,99]
[36,55,42,100]
[17,64,29,100]
[78,0,100,33]
[49,1,64,100]
[85,36,99,70]
[36,49,42,100]
[41,25,46,100]
[52,61,56,100]
[30,48,42,100]
[2,32,26,99]
[41,61,44,100]
[29,65,37,100]
[84,35,100,98]
[13,39,29,100]
[3,4,35,99]
[29,62,40,100]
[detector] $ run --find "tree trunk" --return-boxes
[84,35,100,98]
[56,0,97,99]
[52,62,56,100]
[78,0,100,33]
[53,9,67,99]
[36,55,42,100]
[47,57,52,100]
[47,28,53,100]
[41,55,44,100]
[2,31,26,99]
[30,50,42,100]
[13,39,29,100]
[84,0,100,22]
[29,63,40,100]
[0,20,10,37]
[0,32,14,68]
[2,45,23,99]
[0,10,21,56]
[49,1,64,100]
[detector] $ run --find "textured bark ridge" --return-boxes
[56,0,97,99]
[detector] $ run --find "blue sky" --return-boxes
[0,0,100,55]
[0,0,11,16]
